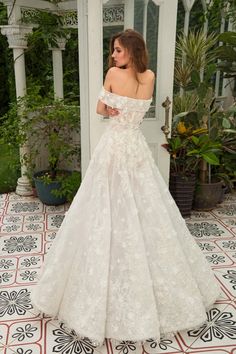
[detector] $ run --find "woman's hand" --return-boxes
[107,106,119,117]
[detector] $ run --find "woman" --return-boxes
[32,29,220,347]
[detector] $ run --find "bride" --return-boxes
[31,29,220,347]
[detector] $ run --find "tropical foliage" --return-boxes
[174,29,218,92]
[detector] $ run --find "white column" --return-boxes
[78,0,103,177]
[124,0,134,29]
[222,19,234,107]
[156,0,178,182]
[143,0,149,41]
[49,37,67,100]
[184,10,190,35]
[215,17,225,97]
[0,25,33,196]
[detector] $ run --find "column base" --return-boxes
[16,176,33,196]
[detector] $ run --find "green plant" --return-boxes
[206,0,236,29]
[211,104,236,188]
[173,92,198,116]
[216,31,236,98]
[171,64,236,186]
[174,29,218,91]
[0,140,21,193]
[51,170,81,202]
[169,63,230,181]
[0,86,81,200]
[163,124,221,177]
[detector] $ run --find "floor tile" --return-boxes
[44,204,67,213]
[44,320,108,354]
[0,225,22,235]
[5,343,42,353]
[46,214,65,230]
[205,252,234,267]
[219,218,236,229]
[0,257,18,271]
[214,267,236,300]
[215,239,236,252]
[176,303,230,350]
[0,270,16,287]
[2,216,24,225]
[186,220,234,240]
[44,231,57,242]
[0,323,8,346]
[6,201,43,215]
[212,204,236,218]
[142,336,183,353]
[22,223,44,233]
[0,286,39,322]
[0,234,43,256]
[196,240,221,253]
[185,303,236,350]
[188,211,216,220]
[18,255,43,270]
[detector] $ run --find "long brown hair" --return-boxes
[108,29,148,73]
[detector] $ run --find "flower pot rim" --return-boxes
[33,169,72,181]
[197,179,223,186]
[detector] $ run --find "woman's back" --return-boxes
[106,66,155,100]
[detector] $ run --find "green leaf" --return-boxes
[202,152,219,165]
[173,112,189,122]
[198,134,209,145]
[191,136,199,145]
[222,118,231,129]
[218,31,236,46]
[205,64,217,81]
[191,70,200,86]
[223,129,236,134]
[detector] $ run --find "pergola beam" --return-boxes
[2,0,57,10]
[58,1,77,11]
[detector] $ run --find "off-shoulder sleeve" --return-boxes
[98,87,106,102]
[98,86,152,112]
[98,87,117,108]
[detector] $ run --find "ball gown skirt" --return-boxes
[31,87,220,346]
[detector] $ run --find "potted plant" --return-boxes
[1,87,81,205]
[209,104,236,201]
[163,120,221,217]
[215,31,236,100]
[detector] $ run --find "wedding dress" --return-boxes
[31,87,220,346]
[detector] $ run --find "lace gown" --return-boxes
[31,87,220,346]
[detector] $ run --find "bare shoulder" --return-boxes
[106,67,123,79]
[104,67,124,91]
[143,69,155,82]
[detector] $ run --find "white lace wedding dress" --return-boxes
[32,87,220,346]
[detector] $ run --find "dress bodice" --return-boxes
[98,87,152,129]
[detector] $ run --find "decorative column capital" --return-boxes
[0,25,33,49]
[49,35,70,51]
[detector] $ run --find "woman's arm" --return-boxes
[96,100,108,116]
[96,68,119,116]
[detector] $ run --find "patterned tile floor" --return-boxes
[0,192,236,354]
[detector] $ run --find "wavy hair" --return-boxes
[108,29,148,73]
